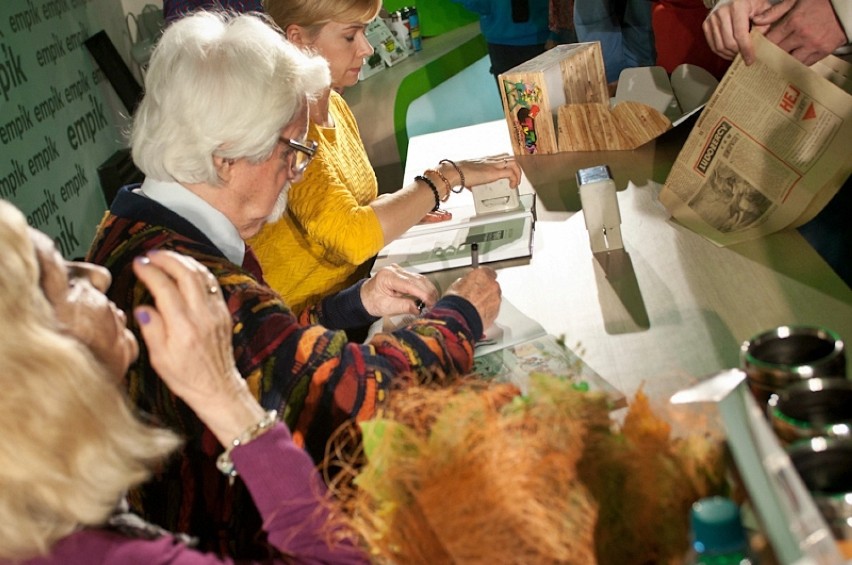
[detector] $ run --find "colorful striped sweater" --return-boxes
[86,187,482,558]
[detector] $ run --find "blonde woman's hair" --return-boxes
[0,200,180,560]
[265,0,382,36]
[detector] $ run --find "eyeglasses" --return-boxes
[279,137,317,176]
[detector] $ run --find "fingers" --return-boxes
[459,153,523,189]
[419,209,453,224]
[360,264,440,317]
[752,0,795,25]
[704,0,760,64]
[445,267,502,329]
[134,252,201,314]
[382,265,439,306]
[131,250,229,355]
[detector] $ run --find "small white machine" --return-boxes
[577,165,623,253]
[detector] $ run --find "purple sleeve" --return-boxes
[230,424,369,564]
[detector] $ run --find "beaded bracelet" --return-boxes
[439,159,466,193]
[415,174,441,212]
[424,168,451,201]
[216,410,278,482]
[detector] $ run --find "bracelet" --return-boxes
[424,169,451,202]
[439,159,466,192]
[415,174,441,212]
[216,410,278,480]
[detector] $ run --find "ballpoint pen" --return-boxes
[471,242,479,269]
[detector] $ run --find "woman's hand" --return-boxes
[418,208,453,224]
[132,250,265,445]
[442,154,523,190]
[443,267,502,331]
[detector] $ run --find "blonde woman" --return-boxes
[252,0,522,313]
[0,199,366,564]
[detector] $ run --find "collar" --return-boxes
[138,178,246,265]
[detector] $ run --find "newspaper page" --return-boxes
[660,32,852,246]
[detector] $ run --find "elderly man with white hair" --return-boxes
[86,11,502,558]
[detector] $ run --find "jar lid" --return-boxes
[690,497,749,555]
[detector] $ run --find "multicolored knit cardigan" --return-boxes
[86,187,482,558]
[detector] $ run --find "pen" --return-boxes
[471,242,479,269]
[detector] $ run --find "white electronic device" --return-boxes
[472,178,521,216]
[577,165,623,253]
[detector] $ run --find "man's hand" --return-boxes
[360,264,440,317]
[705,0,847,66]
[443,267,502,330]
[704,0,777,64]
[759,0,847,65]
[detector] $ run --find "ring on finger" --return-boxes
[208,285,219,295]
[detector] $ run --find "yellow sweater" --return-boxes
[250,91,383,312]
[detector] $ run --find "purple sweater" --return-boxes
[13,424,367,565]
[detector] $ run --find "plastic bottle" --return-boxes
[406,6,422,52]
[389,10,412,53]
[686,497,755,565]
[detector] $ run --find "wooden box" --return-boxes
[498,42,671,155]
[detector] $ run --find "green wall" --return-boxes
[382,0,478,37]
[0,0,130,259]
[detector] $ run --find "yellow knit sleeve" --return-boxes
[287,156,384,265]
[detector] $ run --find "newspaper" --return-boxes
[660,32,852,246]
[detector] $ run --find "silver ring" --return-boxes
[208,285,219,295]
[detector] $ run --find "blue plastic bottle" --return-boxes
[407,6,422,51]
[687,497,755,565]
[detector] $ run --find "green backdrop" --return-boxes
[382,0,478,37]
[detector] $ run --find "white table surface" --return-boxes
[405,120,852,401]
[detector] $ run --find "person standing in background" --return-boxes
[573,0,656,83]
[451,0,553,78]
[702,0,851,287]
[548,0,579,47]
[652,0,731,80]
[163,0,264,22]
[703,0,850,66]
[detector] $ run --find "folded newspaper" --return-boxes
[660,32,852,246]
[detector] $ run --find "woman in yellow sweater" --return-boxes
[251,0,522,314]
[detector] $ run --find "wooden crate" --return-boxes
[498,42,671,154]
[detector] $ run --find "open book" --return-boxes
[373,193,537,274]
[660,32,852,247]
[473,298,626,408]
[374,296,624,407]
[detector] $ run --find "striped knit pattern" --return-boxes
[86,188,479,557]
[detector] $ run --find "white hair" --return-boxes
[131,11,330,185]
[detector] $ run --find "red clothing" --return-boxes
[653,0,731,80]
